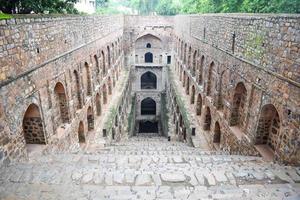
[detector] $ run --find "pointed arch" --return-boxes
[94,55,100,75]
[145,52,153,63]
[141,97,156,115]
[207,61,214,96]
[192,50,197,75]
[188,46,192,67]
[73,70,82,109]
[78,121,85,143]
[85,62,92,96]
[101,50,106,76]
[213,121,221,144]
[229,82,247,127]
[111,43,115,63]
[196,93,202,116]
[255,104,280,150]
[96,93,101,116]
[87,106,94,131]
[203,107,211,131]
[141,71,157,89]
[23,104,46,144]
[54,82,69,123]
[107,46,111,66]
[190,85,195,104]
[108,76,112,95]
[186,76,190,95]
[198,55,204,84]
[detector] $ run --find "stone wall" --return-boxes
[0,15,124,165]
[0,14,299,166]
[173,14,300,165]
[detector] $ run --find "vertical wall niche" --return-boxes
[107,46,111,66]
[141,97,156,115]
[141,71,157,89]
[78,121,85,143]
[229,82,247,127]
[207,62,214,96]
[74,70,82,109]
[213,122,221,144]
[54,82,70,124]
[198,55,204,84]
[108,77,112,95]
[190,85,195,104]
[196,93,202,116]
[102,84,107,104]
[22,104,46,145]
[145,52,153,63]
[203,107,211,131]
[87,106,94,131]
[85,62,92,96]
[101,50,106,75]
[94,55,100,75]
[255,104,280,151]
[96,93,102,116]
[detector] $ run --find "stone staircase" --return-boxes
[0,136,299,200]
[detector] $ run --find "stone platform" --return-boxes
[0,136,299,199]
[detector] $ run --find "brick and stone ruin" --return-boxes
[0,14,299,199]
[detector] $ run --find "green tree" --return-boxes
[0,0,79,14]
[156,0,179,15]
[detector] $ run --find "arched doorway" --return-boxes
[101,50,106,75]
[102,84,107,104]
[198,55,204,85]
[145,52,153,63]
[186,76,190,95]
[255,104,280,150]
[229,82,247,127]
[54,82,69,123]
[108,77,112,95]
[78,121,85,143]
[107,46,111,66]
[192,50,197,75]
[203,107,211,131]
[207,62,214,96]
[87,106,94,131]
[141,97,156,115]
[23,104,46,144]
[213,122,221,144]
[73,70,82,109]
[94,55,100,75]
[141,71,157,89]
[196,93,202,116]
[190,85,195,104]
[139,121,158,133]
[85,62,92,96]
[96,93,101,116]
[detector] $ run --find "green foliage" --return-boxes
[0,12,12,20]
[156,0,179,15]
[0,0,79,14]
[240,0,300,13]
[179,0,300,14]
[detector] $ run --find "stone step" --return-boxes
[1,136,299,199]
[0,182,299,200]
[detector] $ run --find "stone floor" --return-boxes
[0,135,299,200]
